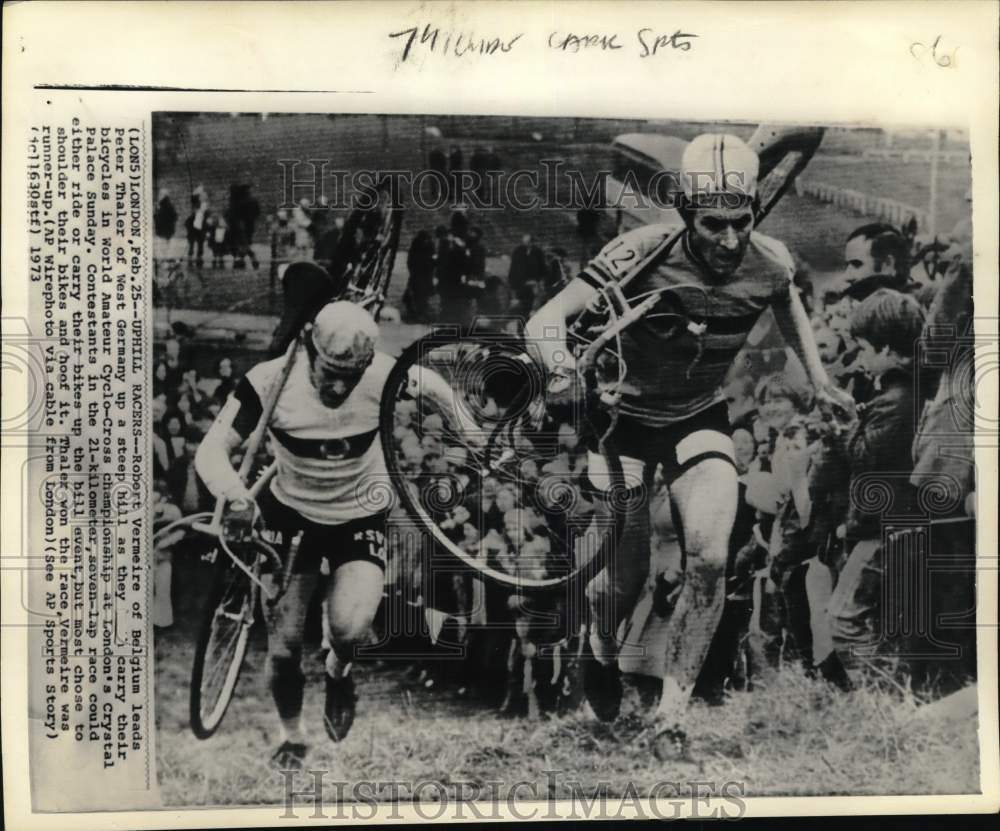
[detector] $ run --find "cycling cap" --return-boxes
[680,133,759,202]
[310,301,378,373]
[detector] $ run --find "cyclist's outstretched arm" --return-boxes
[771,285,829,391]
[772,286,855,418]
[525,277,598,373]
[194,395,255,503]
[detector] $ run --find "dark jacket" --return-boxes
[407,233,437,284]
[439,236,469,292]
[911,262,975,504]
[508,243,547,291]
[467,239,487,283]
[807,437,852,567]
[154,197,178,240]
[845,367,918,542]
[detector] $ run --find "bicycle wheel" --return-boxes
[380,330,628,593]
[189,544,260,739]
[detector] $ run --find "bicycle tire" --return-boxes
[348,206,403,315]
[369,206,403,306]
[380,329,627,593]
[189,544,260,739]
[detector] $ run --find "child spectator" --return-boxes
[208,213,228,267]
[825,289,926,682]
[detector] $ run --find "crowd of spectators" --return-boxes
[153,207,977,716]
[154,183,262,271]
[401,217,573,328]
[383,389,596,715]
[150,338,239,628]
[714,223,977,698]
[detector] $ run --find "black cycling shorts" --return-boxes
[257,486,388,574]
[602,400,736,486]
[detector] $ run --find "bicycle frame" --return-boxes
[156,204,404,606]
[153,462,286,601]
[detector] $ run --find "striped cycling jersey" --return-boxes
[580,221,795,426]
[231,349,394,524]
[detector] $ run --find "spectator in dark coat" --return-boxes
[313,218,341,268]
[227,184,261,270]
[826,290,926,681]
[906,260,977,689]
[467,227,487,286]
[543,246,571,302]
[432,224,451,281]
[154,190,178,247]
[404,230,437,322]
[576,207,602,262]
[508,234,547,315]
[450,208,469,242]
[439,231,470,323]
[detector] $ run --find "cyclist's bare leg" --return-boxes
[585,462,653,666]
[655,457,738,725]
[323,560,384,678]
[262,573,319,744]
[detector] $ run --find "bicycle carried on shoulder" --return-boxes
[159,193,404,740]
[378,125,828,595]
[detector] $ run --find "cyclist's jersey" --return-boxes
[231,349,393,524]
[580,221,795,426]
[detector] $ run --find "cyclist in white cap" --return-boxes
[195,300,467,769]
[527,133,848,753]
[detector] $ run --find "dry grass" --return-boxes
[155,619,979,807]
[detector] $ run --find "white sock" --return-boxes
[325,648,352,680]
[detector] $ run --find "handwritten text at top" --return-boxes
[387,24,698,63]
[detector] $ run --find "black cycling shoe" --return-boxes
[583,658,622,722]
[271,740,309,770]
[323,674,357,743]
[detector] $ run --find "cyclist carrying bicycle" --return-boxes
[194,300,467,769]
[526,133,851,752]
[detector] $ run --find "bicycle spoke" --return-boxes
[382,330,626,595]
[200,618,246,705]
